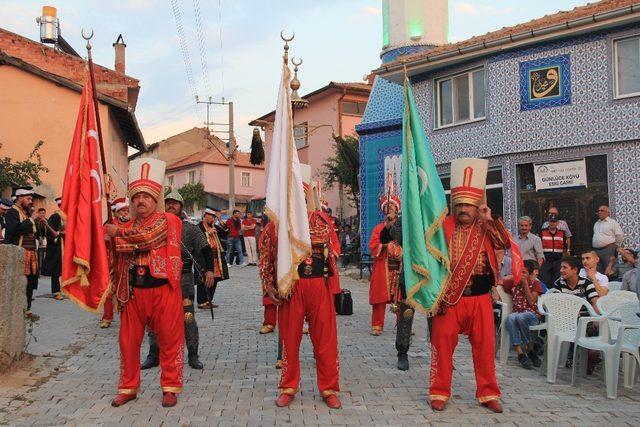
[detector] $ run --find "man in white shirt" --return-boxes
[580,250,609,296]
[592,205,624,273]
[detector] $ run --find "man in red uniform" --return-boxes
[104,158,184,408]
[261,182,342,409]
[100,197,129,328]
[429,158,513,414]
[259,216,278,335]
[368,194,403,335]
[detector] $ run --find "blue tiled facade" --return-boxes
[357,25,640,253]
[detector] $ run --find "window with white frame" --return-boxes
[614,35,640,98]
[188,170,196,184]
[435,68,486,128]
[294,122,308,149]
[166,175,174,191]
[241,171,251,187]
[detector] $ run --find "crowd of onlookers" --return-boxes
[500,204,638,371]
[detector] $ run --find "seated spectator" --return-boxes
[608,248,637,280]
[553,256,600,313]
[579,251,609,296]
[621,250,640,297]
[502,260,544,369]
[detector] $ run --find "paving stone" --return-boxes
[0,269,639,425]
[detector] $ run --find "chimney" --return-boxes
[113,34,126,74]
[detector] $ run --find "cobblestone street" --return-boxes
[1,266,639,426]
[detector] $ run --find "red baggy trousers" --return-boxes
[429,294,500,403]
[371,302,386,329]
[102,292,115,321]
[118,284,184,395]
[278,278,340,396]
[263,304,278,326]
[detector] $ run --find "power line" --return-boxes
[192,0,212,97]
[169,0,200,120]
[218,0,225,96]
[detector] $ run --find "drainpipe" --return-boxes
[336,87,348,222]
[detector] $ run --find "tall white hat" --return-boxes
[450,158,488,207]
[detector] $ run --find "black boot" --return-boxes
[184,303,203,369]
[141,331,159,369]
[395,303,414,371]
[188,353,204,369]
[397,353,409,371]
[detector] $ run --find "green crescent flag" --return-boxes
[401,77,450,315]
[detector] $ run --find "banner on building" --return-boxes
[534,159,587,191]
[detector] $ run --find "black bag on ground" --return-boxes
[334,289,353,315]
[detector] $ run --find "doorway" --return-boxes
[516,154,609,255]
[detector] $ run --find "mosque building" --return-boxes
[357,0,640,254]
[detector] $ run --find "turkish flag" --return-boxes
[509,235,525,285]
[60,71,110,313]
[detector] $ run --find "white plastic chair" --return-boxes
[596,291,639,340]
[607,281,623,292]
[495,285,512,364]
[532,289,559,377]
[572,300,640,398]
[541,292,597,383]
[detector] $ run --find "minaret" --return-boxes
[380,0,448,64]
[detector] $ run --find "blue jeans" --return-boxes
[505,311,539,347]
[226,237,244,265]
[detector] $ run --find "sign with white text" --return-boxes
[534,159,587,191]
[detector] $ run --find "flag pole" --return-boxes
[82,28,113,222]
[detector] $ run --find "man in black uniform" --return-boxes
[196,207,229,309]
[4,187,46,318]
[141,191,215,370]
[0,198,13,244]
[387,214,415,371]
[42,197,65,300]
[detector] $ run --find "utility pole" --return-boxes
[195,95,215,132]
[228,101,236,211]
[196,96,236,211]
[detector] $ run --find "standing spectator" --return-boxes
[580,250,609,296]
[503,260,544,369]
[620,250,640,299]
[539,214,566,287]
[35,207,47,267]
[516,216,544,266]
[541,207,572,254]
[242,211,258,266]
[339,224,357,266]
[592,205,624,274]
[42,197,65,301]
[4,187,45,319]
[0,197,13,243]
[225,209,244,266]
[552,256,599,313]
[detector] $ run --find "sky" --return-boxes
[2,0,590,152]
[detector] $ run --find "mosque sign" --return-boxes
[534,159,587,191]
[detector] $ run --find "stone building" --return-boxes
[358,0,640,254]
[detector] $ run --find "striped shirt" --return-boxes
[552,277,598,305]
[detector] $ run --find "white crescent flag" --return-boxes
[265,60,311,298]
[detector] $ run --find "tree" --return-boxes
[0,140,49,194]
[320,135,360,221]
[178,182,207,214]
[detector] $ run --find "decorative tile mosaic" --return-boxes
[361,76,404,124]
[519,54,572,111]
